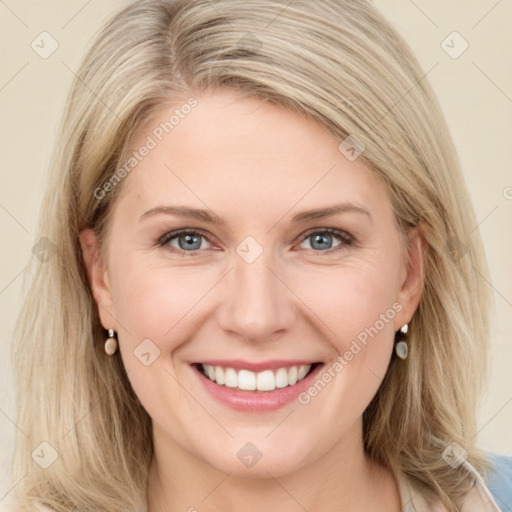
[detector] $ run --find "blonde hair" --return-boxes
[10,1,493,510]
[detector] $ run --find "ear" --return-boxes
[79,228,117,331]
[394,224,427,331]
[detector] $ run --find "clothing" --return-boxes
[1,452,510,511]
[397,452,512,511]
[486,453,512,511]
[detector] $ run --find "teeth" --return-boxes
[297,364,309,380]
[215,366,225,385]
[275,368,288,388]
[288,366,298,385]
[201,363,312,391]
[238,369,256,390]
[257,370,275,391]
[224,368,237,388]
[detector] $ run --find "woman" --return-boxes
[5,0,511,511]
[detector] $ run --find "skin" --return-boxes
[80,88,425,512]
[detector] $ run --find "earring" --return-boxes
[395,323,408,360]
[104,328,118,355]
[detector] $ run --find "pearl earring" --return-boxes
[104,329,118,355]
[395,324,408,360]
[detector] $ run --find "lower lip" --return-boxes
[192,363,324,412]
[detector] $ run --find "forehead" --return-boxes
[117,88,390,224]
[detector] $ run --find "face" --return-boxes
[81,88,424,478]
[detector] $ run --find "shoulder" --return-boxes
[401,453,512,512]
[485,452,512,510]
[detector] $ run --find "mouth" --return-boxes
[192,361,322,392]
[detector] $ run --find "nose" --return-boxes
[216,248,297,343]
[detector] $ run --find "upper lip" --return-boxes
[193,359,320,372]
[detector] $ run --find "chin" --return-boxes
[203,445,311,479]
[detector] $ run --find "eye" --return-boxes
[158,229,212,254]
[157,227,354,256]
[296,228,353,253]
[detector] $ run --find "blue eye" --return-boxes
[158,229,212,254]
[157,228,353,255]
[298,229,353,252]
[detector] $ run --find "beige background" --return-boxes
[1,0,511,498]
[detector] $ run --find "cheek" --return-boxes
[292,258,401,360]
[107,257,213,426]
[109,254,219,350]
[289,261,402,428]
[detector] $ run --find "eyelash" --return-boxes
[157,228,354,256]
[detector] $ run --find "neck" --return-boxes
[146,419,401,512]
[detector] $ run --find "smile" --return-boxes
[191,360,325,412]
[198,363,317,391]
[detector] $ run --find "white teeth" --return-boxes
[238,369,256,390]
[275,368,289,388]
[288,366,298,385]
[224,368,238,388]
[215,366,225,385]
[256,370,275,391]
[298,365,309,380]
[201,364,313,391]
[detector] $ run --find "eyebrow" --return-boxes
[291,203,372,223]
[139,202,372,225]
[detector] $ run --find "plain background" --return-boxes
[1,0,511,499]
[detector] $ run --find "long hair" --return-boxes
[10,1,493,510]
